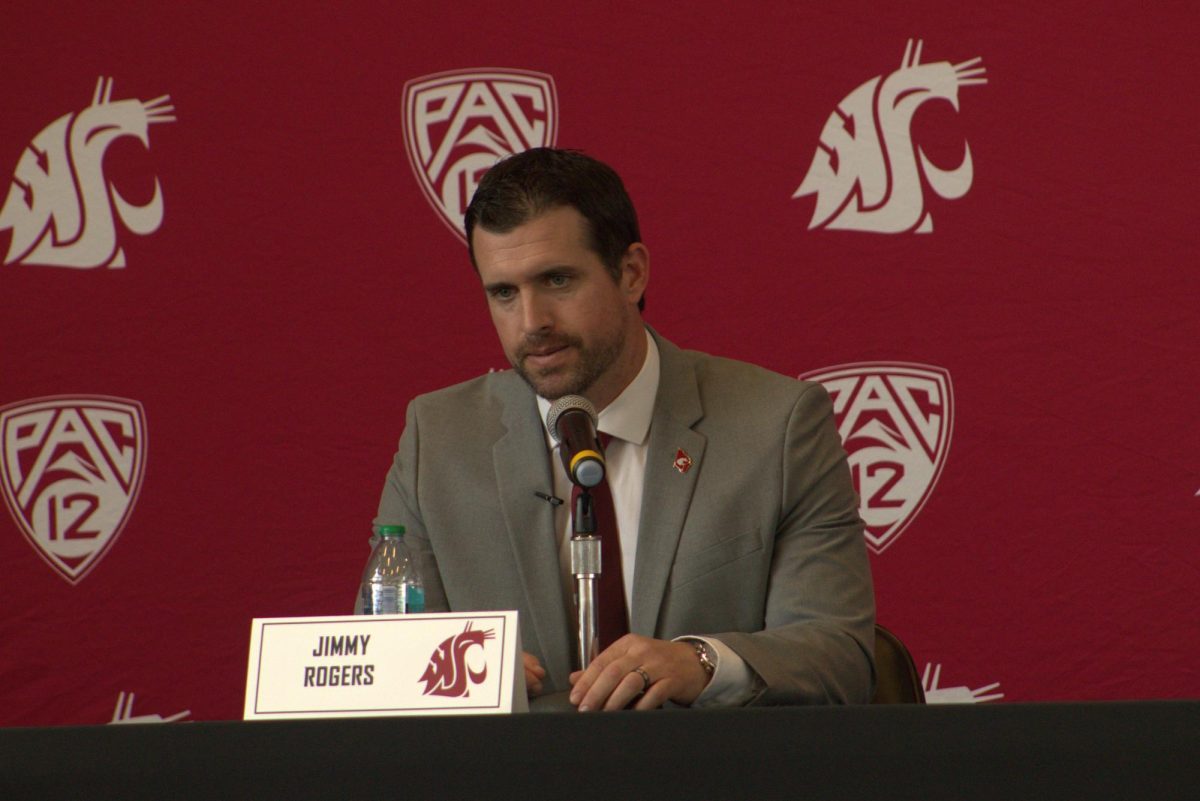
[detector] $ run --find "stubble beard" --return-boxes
[512,325,627,401]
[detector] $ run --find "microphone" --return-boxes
[548,395,606,669]
[546,395,606,488]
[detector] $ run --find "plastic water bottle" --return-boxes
[359,525,425,614]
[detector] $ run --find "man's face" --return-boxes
[472,205,648,409]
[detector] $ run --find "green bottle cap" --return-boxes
[375,524,405,537]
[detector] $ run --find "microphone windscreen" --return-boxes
[546,395,598,442]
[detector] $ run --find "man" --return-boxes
[376,148,874,710]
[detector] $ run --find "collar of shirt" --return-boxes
[536,328,660,446]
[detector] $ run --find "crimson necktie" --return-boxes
[571,433,629,650]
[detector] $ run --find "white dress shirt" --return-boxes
[536,329,756,706]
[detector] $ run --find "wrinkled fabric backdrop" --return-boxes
[1,1,1196,725]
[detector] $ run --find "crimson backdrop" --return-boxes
[2,1,1197,725]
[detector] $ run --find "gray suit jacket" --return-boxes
[375,332,875,704]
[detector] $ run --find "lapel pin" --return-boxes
[673,448,693,474]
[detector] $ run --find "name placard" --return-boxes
[243,612,526,720]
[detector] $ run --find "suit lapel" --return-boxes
[492,378,573,682]
[630,336,706,635]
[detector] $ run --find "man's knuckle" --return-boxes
[602,663,626,680]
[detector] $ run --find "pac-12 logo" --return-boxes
[419,622,495,698]
[0,396,147,584]
[0,77,175,268]
[800,363,953,553]
[403,68,558,242]
[793,40,986,233]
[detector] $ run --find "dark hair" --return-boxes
[464,148,645,309]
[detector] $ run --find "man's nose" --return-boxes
[519,293,553,334]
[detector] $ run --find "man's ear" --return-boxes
[621,242,649,304]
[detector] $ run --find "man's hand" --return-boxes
[567,634,710,711]
[523,651,547,697]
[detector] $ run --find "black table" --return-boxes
[2,701,1196,800]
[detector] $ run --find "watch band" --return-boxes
[691,640,716,679]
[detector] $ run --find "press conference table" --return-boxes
[1,701,1196,800]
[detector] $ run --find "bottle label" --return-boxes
[368,584,400,615]
[403,584,425,614]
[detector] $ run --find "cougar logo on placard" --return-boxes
[418,622,495,698]
[403,68,557,242]
[0,78,175,268]
[794,40,986,233]
[0,396,147,583]
[800,363,952,553]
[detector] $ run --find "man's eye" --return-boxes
[490,287,515,300]
[548,274,570,287]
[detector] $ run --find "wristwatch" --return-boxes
[690,640,717,680]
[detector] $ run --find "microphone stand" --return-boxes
[570,488,601,670]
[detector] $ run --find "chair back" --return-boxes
[871,624,925,704]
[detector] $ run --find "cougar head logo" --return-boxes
[418,622,495,698]
[794,40,986,234]
[0,77,175,268]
